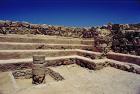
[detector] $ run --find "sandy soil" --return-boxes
[15,64,140,94]
[0,72,18,94]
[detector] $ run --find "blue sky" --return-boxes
[0,0,140,26]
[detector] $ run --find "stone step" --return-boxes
[0,49,77,60]
[106,59,140,74]
[0,49,102,60]
[0,55,77,64]
[0,55,139,74]
[0,55,106,72]
[0,34,83,39]
[107,52,140,66]
[0,42,93,50]
[0,55,103,65]
[0,35,94,45]
[76,49,102,59]
[0,53,104,71]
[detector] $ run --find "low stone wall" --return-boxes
[0,56,140,75]
[76,59,109,70]
[12,69,32,79]
[0,63,32,72]
[12,68,64,81]
[45,68,64,81]
[107,52,140,65]
[0,58,75,72]
[108,59,140,74]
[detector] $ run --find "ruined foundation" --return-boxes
[0,21,139,94]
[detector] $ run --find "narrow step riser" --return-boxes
[0,51,77,60]
[107,53,140,66]
[0,44,93,50]
[0,50,101,60]
[0,37,94,45]
[77,51,102,59]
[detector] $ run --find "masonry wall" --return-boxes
[111,30,140,56]
[0,21,95,38]
[0,21,140,55]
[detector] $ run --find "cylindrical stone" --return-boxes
[32,55,46,84]
[33,55,45,64]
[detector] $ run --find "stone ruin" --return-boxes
[0,20,140,94]
[32,55,46,84]
[0,20,139,55]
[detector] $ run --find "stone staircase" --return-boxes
[0,34,139,65]
[0,34,140,94]
[0,34,95,59]
[0,34,93,45]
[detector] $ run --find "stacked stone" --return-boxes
[111,24,140,56]
[45,68,64,81]
[94,29,112,58]
[0,20,96,38]
[109,61,140,74]
[12,69,32,79]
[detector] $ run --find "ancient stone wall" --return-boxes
[12,68,64,81]
[111,29,140,56]
[94,24,140,56]
[0,20,96,38]
[0,20,139,55]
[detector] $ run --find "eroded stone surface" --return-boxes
[32,55,46,84]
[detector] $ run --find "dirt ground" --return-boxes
[15,64,140,94]
[0,72,18,94]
